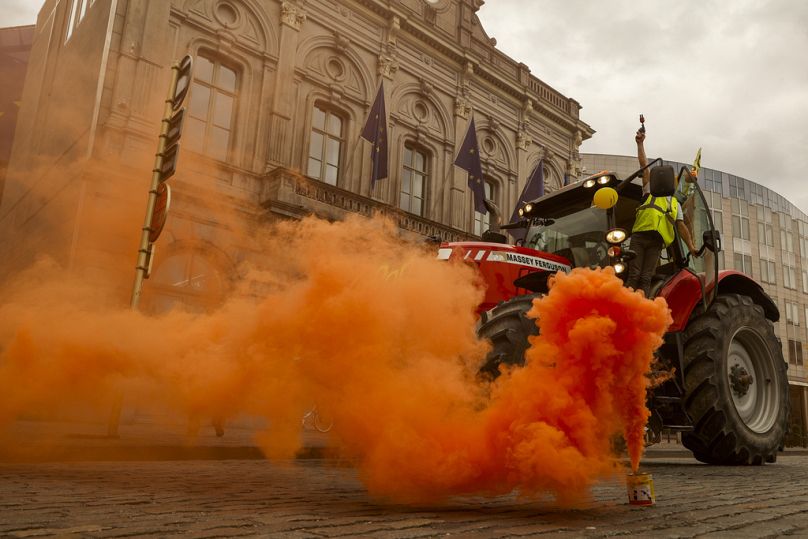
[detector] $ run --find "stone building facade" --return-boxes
[0,25,34,196]
[0,0,593,312]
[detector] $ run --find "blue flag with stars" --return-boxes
[454,118,487,214]
[508,159,545,242]
[360,83,388,184]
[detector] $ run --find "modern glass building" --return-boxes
[583,153,808,445]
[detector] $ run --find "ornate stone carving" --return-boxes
[454,96,471,119]
[571,129,583,175]
[387,15,400,49]
[516,130,532,151]
[419,79,433,97]
[281,1,306,30]
[425,5,437,25]
[378,54,399,79]
[333,31,350,54]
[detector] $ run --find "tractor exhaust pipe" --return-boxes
[483,198,502,233]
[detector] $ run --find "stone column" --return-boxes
[514,98,534,216]
[267,1,306,167]
[450,96,471,230]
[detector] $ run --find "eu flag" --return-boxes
[509,160,544,242]
[360,83,388,184]
[454,118,487,214]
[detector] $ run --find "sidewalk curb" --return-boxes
[0,445,334,463]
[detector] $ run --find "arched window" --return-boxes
[186,54,238,162]
[307,104,345,185]
[399,143,429,216]
[473,179,496,236]
[146,249,228,314]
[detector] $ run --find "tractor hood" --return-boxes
[438,241,572,273]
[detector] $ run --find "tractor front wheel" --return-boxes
[681,294,789,464]
[476,294,541,378]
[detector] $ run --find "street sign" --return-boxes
[149,182,171,243]
[172,55,193,111]
[159,143,179,183]
[158,108,184,183]
[164,108,185,149]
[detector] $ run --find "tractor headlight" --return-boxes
[583,178,596,188]
[607,246,622,257]
[598,175,611,185]
[524,203,533,214]
[518,208,524,217]
[614,261,627,274]
[605,228,627,244]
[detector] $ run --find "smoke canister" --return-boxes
[626,472,655,506]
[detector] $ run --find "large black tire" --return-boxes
[476,294,540,378]
[681,294,789,464]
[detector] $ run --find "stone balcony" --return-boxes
[260,167,476,243]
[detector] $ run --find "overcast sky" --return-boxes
[478,0,808,214]
[2,1,807,212]
[0,1,38,27]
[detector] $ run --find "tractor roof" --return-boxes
[525,171,645,219]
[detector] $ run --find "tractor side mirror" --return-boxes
[702,230,722,253]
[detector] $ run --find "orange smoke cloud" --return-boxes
[338,266,671,503]
[0,215,669,504]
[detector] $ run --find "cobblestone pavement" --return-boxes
[3,456,808,538]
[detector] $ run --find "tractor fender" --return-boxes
[658,269,779,332]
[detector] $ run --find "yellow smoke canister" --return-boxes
[626,472,655,506]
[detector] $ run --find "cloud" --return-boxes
[0,1,40,27]
[479,0,808,214]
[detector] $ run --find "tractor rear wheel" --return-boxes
[476,294,541,378]
[681,294,789,464]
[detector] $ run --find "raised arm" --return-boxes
[636,130,650,188]
[677,220,698,254]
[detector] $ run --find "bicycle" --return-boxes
[301,405,333,433]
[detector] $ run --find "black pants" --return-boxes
[625,231,663,297]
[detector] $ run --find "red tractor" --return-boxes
[439,163,789,465]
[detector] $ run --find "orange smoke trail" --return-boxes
[336,266,671,503]
[0,216,669,503]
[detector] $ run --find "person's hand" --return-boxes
[635,130,646,144]
[690,246,701,258]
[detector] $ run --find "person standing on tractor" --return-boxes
[626,128,698,297]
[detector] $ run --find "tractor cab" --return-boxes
[439,160,724,321]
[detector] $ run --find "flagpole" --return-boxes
[428,164,457,221]
[431,110,477,225]
[355,81,389,198]
[342,134,363,189]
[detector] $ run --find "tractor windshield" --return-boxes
[524,207,610,269]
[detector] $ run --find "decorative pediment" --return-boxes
[298,36,374,102]
[181,0,276,54]
[391,83,453,141]
[479,128,513,171]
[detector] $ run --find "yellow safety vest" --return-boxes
[632,195,679,246]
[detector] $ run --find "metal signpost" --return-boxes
[108,55,192,436]
[129,54,192,309]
